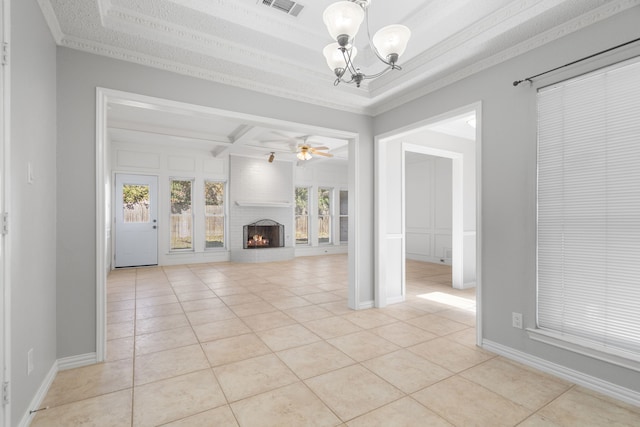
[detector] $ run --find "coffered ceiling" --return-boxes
[38,0,635,115]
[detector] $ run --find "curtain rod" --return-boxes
[513,37,640,87]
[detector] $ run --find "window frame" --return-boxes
[295,186,310,246]
[169,177,195,252]
[204,180,226,251]
[339,189,348,244]
[318,187,333,245]
[533,56,640,371]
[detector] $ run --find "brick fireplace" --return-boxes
[244,219,284,249]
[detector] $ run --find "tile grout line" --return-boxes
[184,263,244,427]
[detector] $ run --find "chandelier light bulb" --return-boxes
[373,25,411,62]
[323,1,365,45]
[323,43,358,71]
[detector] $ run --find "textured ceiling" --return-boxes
[38,0,636,115]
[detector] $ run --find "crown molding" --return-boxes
[40,0,640,117]
[60,36,373,115]
[370,0,640,115]
[370,0,598,96]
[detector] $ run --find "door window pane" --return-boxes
[205,181,225,248]
[295,187,309,245]
[318,187,332,244]
[122,184,150,223]
[170,179,193,250]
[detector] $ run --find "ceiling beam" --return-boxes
[214,125,265,158]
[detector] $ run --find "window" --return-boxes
[122,184,150,223]
[295,187,309,245]
[339,190,348,243]
[170,179,193,250]
[537,57,640,360]
[318,187,332,244]
[204,181,225,249]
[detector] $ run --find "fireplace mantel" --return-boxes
[235,201,291,208]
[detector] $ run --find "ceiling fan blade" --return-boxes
[312,151,334,157]
[310,146,329,151]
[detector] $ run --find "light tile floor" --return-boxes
[33,256,640,426]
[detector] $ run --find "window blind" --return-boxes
[537,56,640,357]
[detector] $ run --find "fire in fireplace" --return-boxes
[243,219,284,249]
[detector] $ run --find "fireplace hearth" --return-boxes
[243,219,284,249]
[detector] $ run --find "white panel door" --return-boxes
[115,174,158,267]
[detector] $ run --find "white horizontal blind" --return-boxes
[537,56,640,356]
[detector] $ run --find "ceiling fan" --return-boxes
[297,143,333,161]
[261,132,334,161]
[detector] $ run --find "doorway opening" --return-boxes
[96,88,360,361]
[375,103,482,345]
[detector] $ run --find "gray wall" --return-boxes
[56,47,374,357]
[375,7,640,392]
[11,0,58,423]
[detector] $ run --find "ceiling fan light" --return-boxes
[323,1,365,44]
[372,24,411,61]
[323,43,357,71]
[297,151,312,161]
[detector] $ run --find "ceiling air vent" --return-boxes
[261,0,304,17]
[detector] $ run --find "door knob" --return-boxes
[153,225,157,229]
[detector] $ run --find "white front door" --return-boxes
[115,174,158,267]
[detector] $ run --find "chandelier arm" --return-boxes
[324,0,406,87]
[362,66,393,80]
[364,6,394,66]
[341,46,360,75]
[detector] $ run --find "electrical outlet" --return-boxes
[512,312,523,329]
[27,162,34,184]
[27,349,34,375]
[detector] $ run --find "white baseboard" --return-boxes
[17,361,58,427]
[460,281,476,289]
[482,339,640,407]
[358,300,374,310]
[18,353,99,426]
[386,295,405,305]
[295,245,348,257]
[57,352,97,371]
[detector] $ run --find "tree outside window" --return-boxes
[339,190,348,243]
[205,181,225,248]
[122,184,150,223]
[318,187,332,244]
[295,187,309,245]
[170,179,193,250]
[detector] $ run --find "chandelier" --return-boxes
[322,0,411,87]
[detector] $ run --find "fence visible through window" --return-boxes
[170,179,193,250]
[318,187,331,244]
[122,184,150,223]
[205,181,225,248]
[295,187,309,245]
